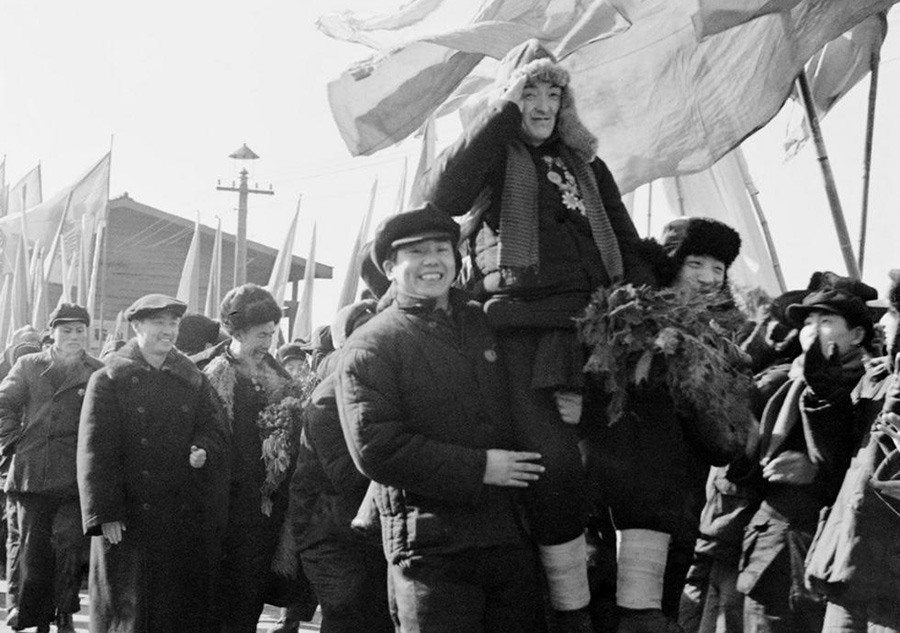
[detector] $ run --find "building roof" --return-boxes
[110,193,332,281]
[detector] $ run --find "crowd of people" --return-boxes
[0,37,897,633]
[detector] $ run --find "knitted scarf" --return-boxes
[498,139,624,285]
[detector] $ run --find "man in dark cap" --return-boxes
[77,294,226,633]
[337,204,545,633]
[0,305,100,633]
[729,278,877,633]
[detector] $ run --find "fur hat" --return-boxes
[661,217,742,270]
[463,39,598,162]
[219,284,282,335]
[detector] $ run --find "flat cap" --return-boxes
[276,342,308,365]
[372,203,460,274]
[786,280,878,344]
[48,303,90,328]
[299,324,334,354]
[125,294,187,322]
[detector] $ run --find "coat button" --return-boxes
[181,405,189,413]
[132,376,139,384]
[141,470,150,479]
[142,503,151,511]
[140,438,148,446]
[136,406,146,414]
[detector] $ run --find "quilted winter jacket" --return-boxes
[336,290,528,564]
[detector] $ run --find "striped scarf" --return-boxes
[497,139,624,285]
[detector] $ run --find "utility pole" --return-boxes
[217,143,274,286]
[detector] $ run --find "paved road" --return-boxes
[0,583,322,632]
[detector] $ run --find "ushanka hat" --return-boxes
[461,38,597,162]
[660,217,742,270]
[218,284,282,335]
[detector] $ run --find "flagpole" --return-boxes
[796,70,860,279]
[43,191,74,282]
[645,181,653,237]
[100,137,114,342]
[857,50,879,275]
[734,149,787,293]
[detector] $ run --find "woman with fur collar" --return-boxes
[419,38,654,631]
[193,284,315,633]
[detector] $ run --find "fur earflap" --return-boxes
[219,284,282,335]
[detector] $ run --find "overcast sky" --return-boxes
[2,1,898,329]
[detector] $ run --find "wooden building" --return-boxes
[84,193,331,341]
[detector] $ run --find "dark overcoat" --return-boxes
[76,340,227,633]
[0,349,103,496]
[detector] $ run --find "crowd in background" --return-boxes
[0,36,898,633]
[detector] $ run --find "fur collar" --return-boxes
[103,339,203,389]
[200,340,290,420]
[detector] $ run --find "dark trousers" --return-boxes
[498,331,587,545]
[10,493,84,627]
[300,539,392,633]
[389,547,543,633]
[218,523,280,633]
[6,494,20,611]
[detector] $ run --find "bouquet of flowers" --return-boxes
[257,374,318,516]
[577,283,753,462]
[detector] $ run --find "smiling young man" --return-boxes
[77,294,226,633]
[336,204,546,633]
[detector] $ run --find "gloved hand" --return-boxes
[803,336,846,399]
[474,223,500,275]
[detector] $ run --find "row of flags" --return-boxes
[0,152,111,348]
[318,0,893,295]
[319,0,893,193]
